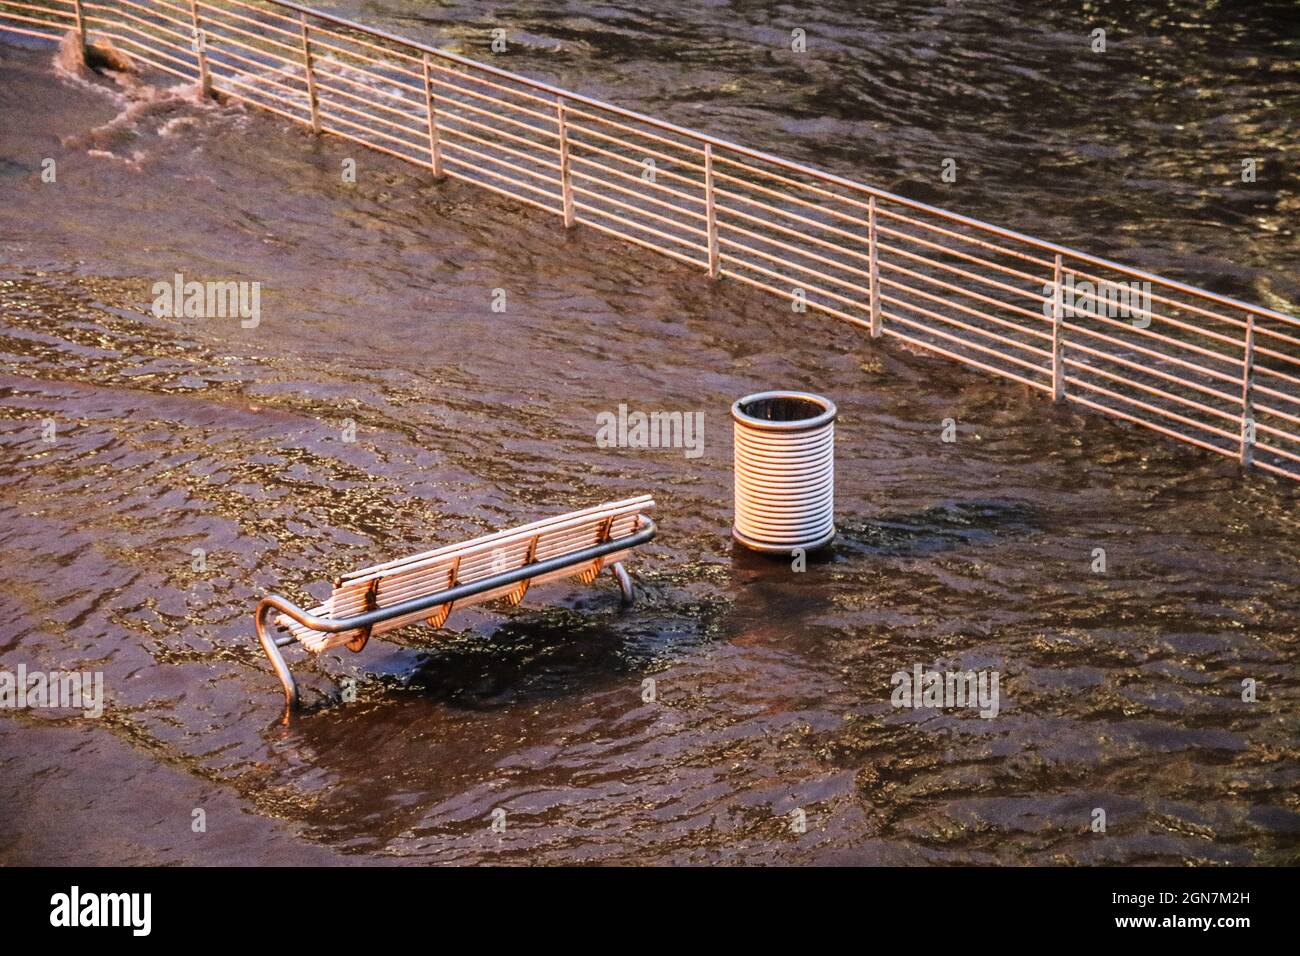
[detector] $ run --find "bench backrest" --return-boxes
[324,495,653,638]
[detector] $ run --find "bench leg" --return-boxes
[610,561,634,605]
[255,600,299,713]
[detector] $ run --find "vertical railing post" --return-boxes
[1051,253,1065,402]
[422,54,443,178]
[72,0,86,55]
[556,97,574,227]
[1241,312,1256,468]
[187,0,210,96]
[704,143,719,279]
[299,14,320,134]
[868,196,881,338]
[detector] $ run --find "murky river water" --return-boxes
[1,0,1298,865]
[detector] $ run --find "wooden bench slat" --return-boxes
[339,494,653,583]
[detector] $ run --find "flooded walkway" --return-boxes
[1,0,1298,865]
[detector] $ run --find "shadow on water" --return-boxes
[288,585,731,716]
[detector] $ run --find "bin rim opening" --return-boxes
[731,391,837,431]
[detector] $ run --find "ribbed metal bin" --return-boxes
[731,391,837,552]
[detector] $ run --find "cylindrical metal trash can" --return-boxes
[731,391,836,553]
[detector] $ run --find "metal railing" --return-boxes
[5,0,1300,481]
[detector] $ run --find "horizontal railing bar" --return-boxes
[317,102,424,152]
[308,71,425,126]
[431,63,564,113]
[720,217,877,288]
[425,77,560,129]
[880,293,1052,371]
[436,120,560,172]
[877,255,1050,326]
[1254,364,1300,388]
[108,0,190,32]
[1255,421,1300,445]
[565,136,702,190]
[1065,261,1250,333]
[1060,280,1246,349]
[2,0,75,16]
[1255,342,1300,369]
[439,139,559,196]
[1254,388,1300,416]
[564,104,707,158]
[0,11,67,32]
[568,152,705,207]
[82,19,195,71]
[574,184,708,238]
[1063,356,1240,424]
[440,160,563,215]
[878,240,1051,307]
[575,213,704,269]
[200,0,300,41]
[714,183,870,251]
[875,219,1051,287]
[564,118,706,173]
[1257,441,1300,465]
[712,165,870,234]
[1063,336,1240,406]
[880,314,1051,391]
[1253,458,1297,479]
[313,85,429,140]
[199,18,301,61]
[1256,402,1300,428]
[1065,373,1240,442]
[202,44,302,89]
[721,265,864,323]
[433,101,560,153]
[1066,391,1239,459]
[208,50,309,98]
[1062,318,1243,387]
[207,63,307,110]
[569,166,704,222]
[1068,307,1241,369]
[1254,382,1300,411]
[303,37,421,90]
[82,8,190,49]
[720,239,869,311]
[306,19,423,67]
[717,149,1059,273]
[716,198,872,267]
[213,78,312,124]
[1253,364,1300,398]
[194,0,296,39]
[873,203,1056,271]
[578,199,709,254]
[878,268,1054,343]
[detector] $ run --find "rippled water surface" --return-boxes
[1,0,1299,865]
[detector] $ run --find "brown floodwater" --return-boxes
[1,0,1298,865]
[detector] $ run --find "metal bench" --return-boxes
[255,495,656,710]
